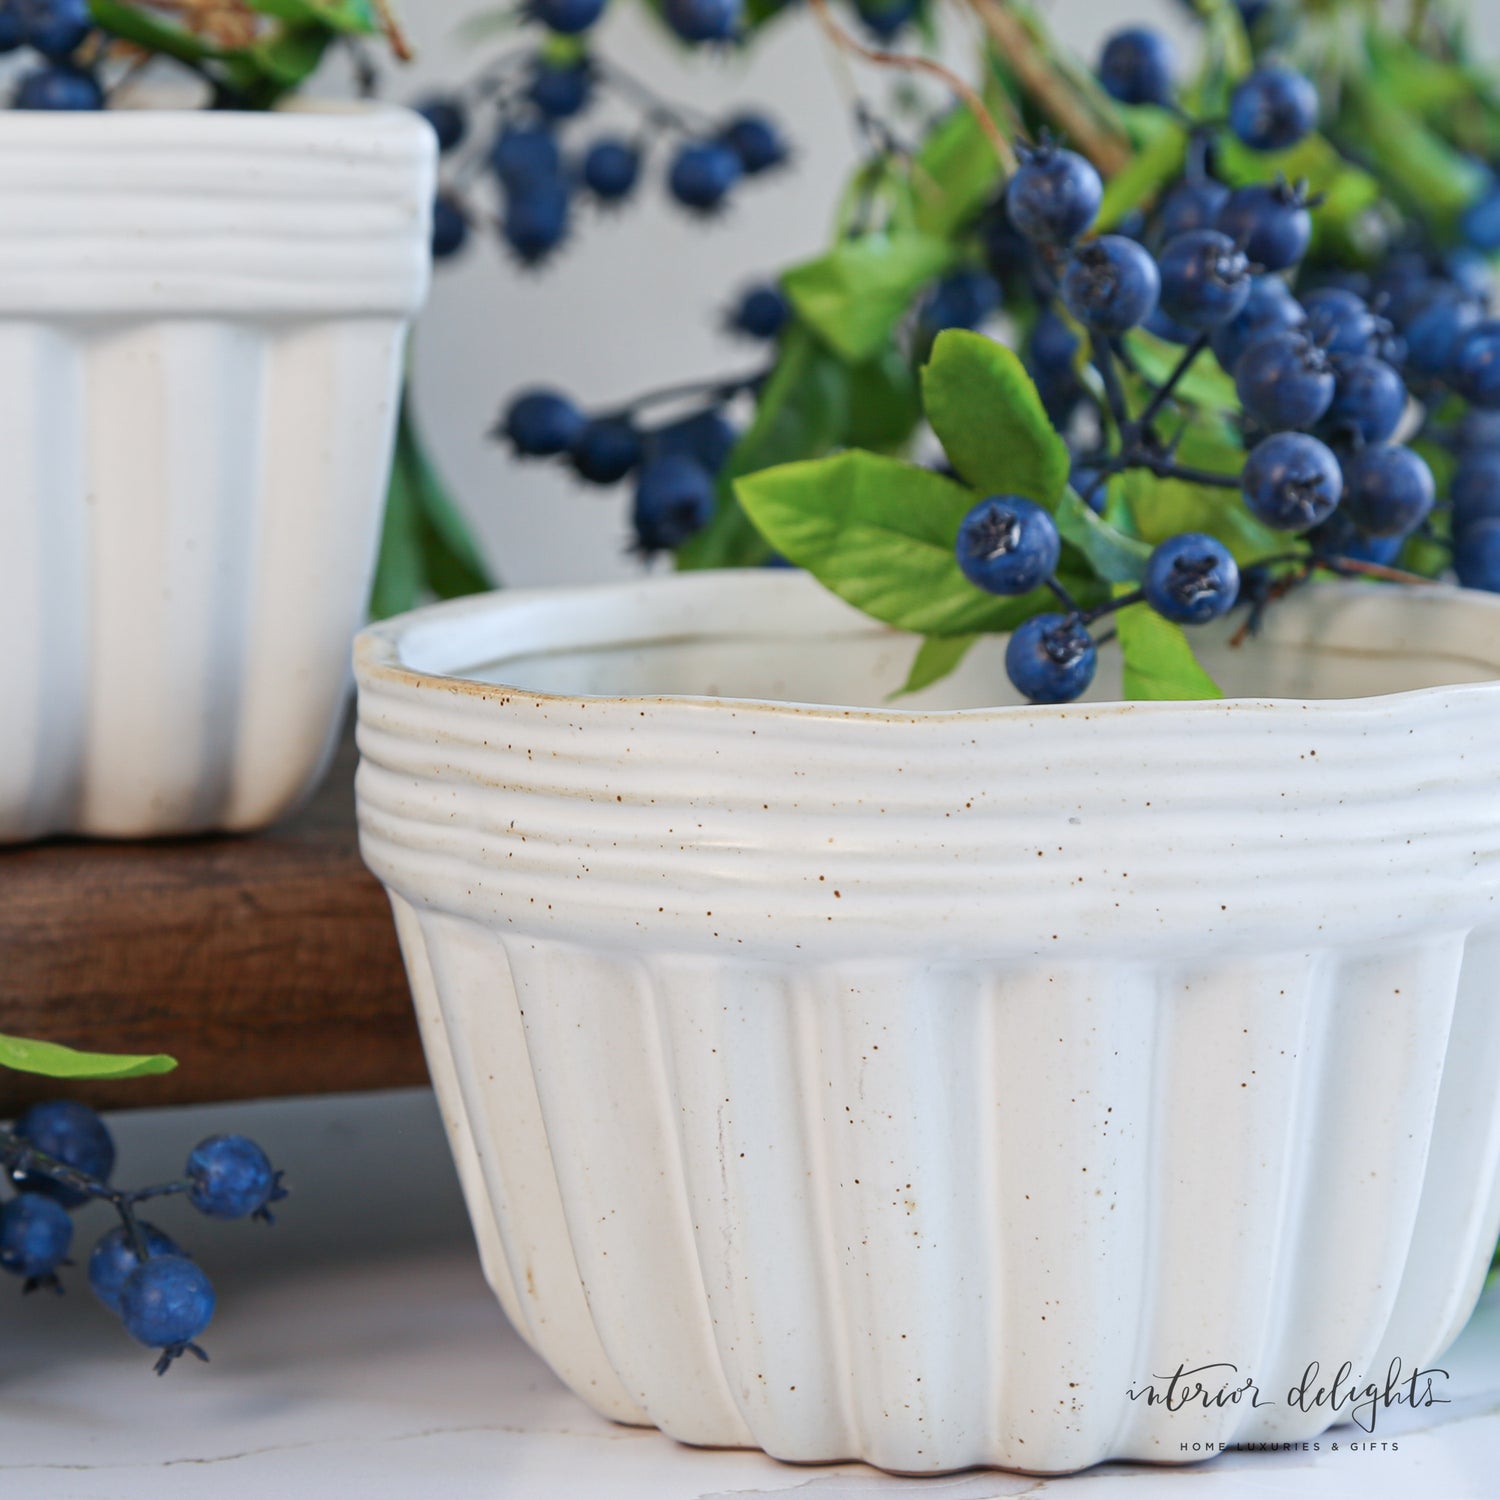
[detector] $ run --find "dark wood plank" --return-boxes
[0,728,426,1113]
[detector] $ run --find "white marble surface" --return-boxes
[1,1089,1496,1499]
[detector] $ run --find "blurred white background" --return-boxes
[389,0,1500,590]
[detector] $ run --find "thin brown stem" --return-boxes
[371,0,414,62]
[807,0,1016,174]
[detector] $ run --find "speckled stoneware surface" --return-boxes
[0,105,435,842]
[353,570,1500,1475]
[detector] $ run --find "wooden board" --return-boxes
[0,729,427,1113]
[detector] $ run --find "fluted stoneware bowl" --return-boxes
[353,569,1500,1475]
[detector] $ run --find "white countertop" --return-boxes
[2,1090,1495,1500]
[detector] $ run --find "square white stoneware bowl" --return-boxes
[354,569,1500,1475]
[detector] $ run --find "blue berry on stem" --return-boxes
[1097,27,1175,108]
[582,136,641,201]
[529,0,608,34]
[14,62,101,109]
[1158,176,1230,241]
[720,113,787,175]
[119,1256,215,1372]
[853,0,918,39]
[1300,287,1380,358]
[1340,444,1435,538]
[1210,273,1304,373]
[415,95,468,153]
[1216,180,1313,272]
[13,1099,114,1208]
[505,388,585,455]
[1403,290,1479,381]
[955,496,1061,597]
[1461,184,1500,253]
[648,408,737,473]
[0,7,20,50]
[729,284,790,340]
[1241,431,1342,531]
[1006,141,1103,245]
[88,1224,183,1315]
[664,0,741,42]
[1234,331,1334,431]
[490,126,562,191]
[503,178,571,263]
[1143,534,1240,624]
[668,140,742,214]
[633,455,716,552]
[1455,517,1500,592]
[528,58,593,120]
[1061,235,1160,334]
[1449,321,1500,409]
[1005,614,1097,704]
[920,269,1001,335]
[1228,65,1318,153]
[570,418,642,485]
[17,0,92,59]
[431,196,468,260]
[0,1195,72,1285]
[1452,451,1500,533]
[1156,229,1252,330]
[1323,354,1406,446]
[1309,511,1403,567]
[186,1134,279,1221]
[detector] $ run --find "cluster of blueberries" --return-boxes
[0,0,108,109]
[1,1099,285,1374]
[418,0,789,268]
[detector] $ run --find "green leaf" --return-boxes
[1097,118,1188,231]
[911,106,1004,238]
[894,633,978,697]
[782,232,953,364]
[920,330,1070,503]
[1124,470,1295,567]
[245,0,378,31]
[1116,601,1223,701]
[678,325,849,570]
[0,1033,177,1081]
[88,0,220,60]
[1055,489,1152,582]
[370,444,423,620]
[735,449,1048,636]
[845,346,921,452]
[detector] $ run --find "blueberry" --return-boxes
[1461,184,1500,253]
[14,62,101,109]
[1234,331,1334,431]
[1228,65,1318,153]
[955,496,1061,596]
[1144,533,1240,624]
[1216,180,1313,272]
[1241,431,1342,531]
[1004,613,1097,704]
[502,178,571,263]
[1097,27,1175,108]
[504,388,585,455]
[17,0,91,59]
[648,408,737,473]
[431,195,468,260]
[633,455,716,552]
[1006,142,1104,245]
[853,0,918,39]
[13,1100,114,1208]
[1156,229,1252,331]
[730,283,790,340]
[569,418,642,485]
[529,0,607,33]
[1158,176,1230,241]
[1071,459,1109,513]
[1457,408,1500,456]
[1145,305,1200,346]
[0,7,20,50]
[1309,511,1403,566]
[87,1223,182,1315]
[528,59,593,120]
[1028,308,1079,376]
[980,201,1031,282]
[720,113,787,175]
[1444,249,1493,305]
[186,1134,278,1221]
[1449,321,1500,409]
[668,140,742,214]
[119,1255,214,1352]
[489,126,562,191]
[664,0,741,41]
[414,95,467,153]
[1210,273,1304,372]
[1323,354,1407,445]
[1061,235,1161,334]
[581,136,641,201]
[920,269,1002,334]
[1340,444,1435,537]
[1300,287,1379,358]
[1451,451,1500,532]
[1455,516,1500,591]
[0,1195,72,1283]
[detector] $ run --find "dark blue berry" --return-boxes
[664,0,741,41]
[1449,320,1500,409]
[186,1134,278,1221]
[0,7,20,50]
[853,0,918,39]
[1143,534,1240,624]
[920,268,1002,334]
[668,140,742,214]
[1156,229,1252,330]
[980,201,1031,282]
[1211,273,1304,372]
[528,59,593,119]
[1006,142,1103,245]
[431,196,468,260]
[1158,176,1230,241]
[1340,444,1435,537]
[1071,459,1109,514]
[730,283,790,340]
[1455,517,1500,591]
[14,62,100,109]
[87,1224,182,1315]
[1445,248,1494,305]
[505,389,585,456]
[1097,27,1175,108]
[1457,408,1500,456]
[0,1195,72,1283]
[1216,180,1313,272]
[581,136,641,201]
[529,0,607,33]
[1004,614,1097,704]
[14,1099,114,1208]
[1310,511,1403,566]
[569,418,643,485]
[1241,431,1342,531]
[1461,184,1500,253]
[955,496,1061,596]
[1145,305,1199,346]
[1028,309,1079,376]
[503,178,571,262]
[1061,235,1160,334]
[490,126,562,191]
[1228,65,1318,153]
[1234,331,1334,431]
[648,408,737,473]
[1452,452,1500,533]
[633,455,716,552]
[119,1255,214,1352]
[720,113,787,175]
[1323,354,1406,445]
[17,0,91,59]
[1301,287,1380,357]
[415,95,467,153]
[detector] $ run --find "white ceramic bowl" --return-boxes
[0,104,434,841]
[354,570,1500,1475]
